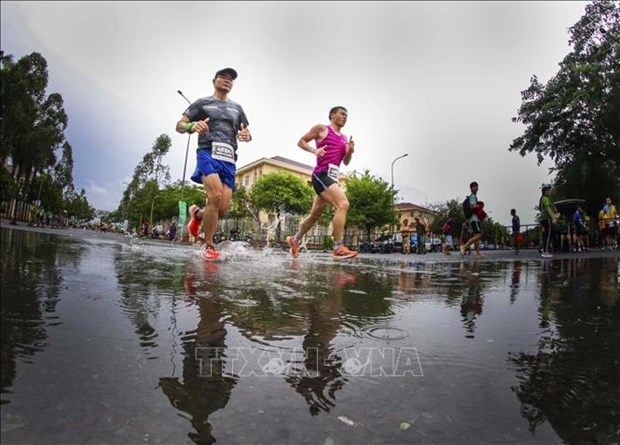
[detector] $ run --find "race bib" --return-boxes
[327,163,340,181]
[211,142,235,164]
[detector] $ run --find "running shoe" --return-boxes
[187,205,201,237]
[332,245,358,260]
[541,252,554,259]
[287,236,300,258]
[202,246,220,262]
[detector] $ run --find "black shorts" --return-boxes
[311,172,338,195]
[470,220,482,235]
[576,224,589,236]
[607,225,618,237]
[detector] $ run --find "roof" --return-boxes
[395,202,436,214]
[236,156,314,175]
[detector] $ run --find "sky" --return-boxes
[1,1,590,226]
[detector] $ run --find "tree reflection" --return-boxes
[509,258,620,443]
[0,228,81,404]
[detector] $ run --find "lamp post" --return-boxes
[390,153,409,236]
[177,90,193,242]
[177,90,192,201]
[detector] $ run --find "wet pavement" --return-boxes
[1,222,619,444]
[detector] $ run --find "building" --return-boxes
[235,156,315,191]
[395,202,437,232]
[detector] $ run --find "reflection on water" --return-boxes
[509,256,620,443]
[1,227,618,444]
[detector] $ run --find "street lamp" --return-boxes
[177,90,193,241]
[390,153,409,236]
[390,153,409,192]
[177,90,192,202]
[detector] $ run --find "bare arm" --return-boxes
[298,124,327,157]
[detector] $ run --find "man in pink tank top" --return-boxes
[287,106,358,260]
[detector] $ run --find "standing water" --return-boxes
[1,226,618,444]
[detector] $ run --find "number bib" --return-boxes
[211,142,235,164]
[327,164,340,181]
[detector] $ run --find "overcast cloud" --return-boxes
[1,1,590,225]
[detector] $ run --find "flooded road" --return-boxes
[1,227,618,444]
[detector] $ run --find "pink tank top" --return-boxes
[313,125,348,175]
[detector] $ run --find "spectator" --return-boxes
[442,218,454,255]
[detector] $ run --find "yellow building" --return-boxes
[235,155,315,190]
[395,202,437,233]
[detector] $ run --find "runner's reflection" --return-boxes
[285,267,357,415]
[159,260,235,445]
[458,261,484,338]
[509,261,523,304]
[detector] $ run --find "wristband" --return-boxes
[184,122,194,133]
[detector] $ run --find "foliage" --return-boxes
[509,0,620,215]
[428,197,509,243]
[250,170,313,215]
[345,170,397,239]
[427,198,466,234]
[0,50,94,220]
[0,168,16,204]
[228,185,260,222]
[115,134,172,226]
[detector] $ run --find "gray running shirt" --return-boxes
[183,96,249,155]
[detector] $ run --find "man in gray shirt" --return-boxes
[176,67,251,261]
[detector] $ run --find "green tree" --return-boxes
[0,51,79,219]
[64,188,94,222]
[510,0,620,215]
[427,198,465,235]
[228,185,260,223]
[428,198,509,245]
[118,134,172,226]
[345,170,397,240]
[250,170,313,215]
[0,168,16,205]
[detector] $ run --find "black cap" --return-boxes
[214,67,238,80]
[542,185,551,192]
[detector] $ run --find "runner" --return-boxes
[538,185,559,258]
[460,181,483,257]
[287,106,357,260]
[510,209,521,255]
[602,197,618,250]
[175,67,251,261]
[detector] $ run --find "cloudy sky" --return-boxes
[1,1,589,225]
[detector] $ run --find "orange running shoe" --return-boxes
[187,205,201,237]
[202,246,220,262]
[287,236,300,258]
[332,245,358,260]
